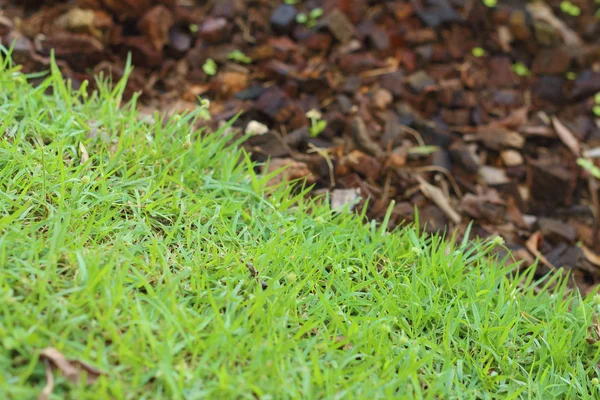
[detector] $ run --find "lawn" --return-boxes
[1,53,600,399]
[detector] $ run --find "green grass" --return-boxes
[1,52,600,399]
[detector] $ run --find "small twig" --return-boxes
[245,261,268,290]
[399,124,426,147]
[396,165,463,199]
[235,17,256,44]
[415,175,461,224]
[589,176,600,248]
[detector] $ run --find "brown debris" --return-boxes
[138,5,174,51]
[39,347,104,399]
[264,158,316,187]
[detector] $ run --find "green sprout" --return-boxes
[560,1,581,16]
[471,47,486,58]
[565,71,577,80]
[595,92,600,104]
[306,109,327,137]
[594,105,600,117]
[512,62,531,77]
[577,158,600,179]
[309,8,324,20]
[284,0,300,4]
[227,50,252,64]
[482,0,497,7]
[296,13,308,24]
[202,58,217,76]
[189,24,199,33]
[296,8,323,28]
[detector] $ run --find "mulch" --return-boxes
[2,0,600,292]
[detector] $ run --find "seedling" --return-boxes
[560,1,581,16]
[189,24,199,33]
[306,109,327,137]
[565,71,577,80]
[512,62,531,77]
[203,58,217,76]
[482,0,497,7]
[227,50,252,64]
[471,47,486,57]
[296,8,324,28]
[594,93,600,117]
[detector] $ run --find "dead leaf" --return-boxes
[586,314,600,345]
[79,142,89,164]
[525,231,557,271]
[526,3,583,47]
[491,104,530,130]
[551,116,580,157]
[39,347,104,388]
[416,176,461,224]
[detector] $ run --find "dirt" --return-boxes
[1,0,600,292]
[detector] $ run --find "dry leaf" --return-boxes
[587,314,600,345]
[39,347,104,398]
[491,105,529,130]
[551,116,580,157]
[526,3,583,47]
[416,176,461,224]
[525,231,557,271]
[79,142,89,164]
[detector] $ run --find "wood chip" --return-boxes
[325,9,355,44]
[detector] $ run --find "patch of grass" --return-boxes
[1,51,600,399]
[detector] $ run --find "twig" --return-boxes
[396,165,463,199]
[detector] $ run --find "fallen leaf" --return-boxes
[331,188,362,213]
[525,231,557,271]
[39,347,104,389]
[551,116,580,157]
[586,313,600,345]
[526,3,583,47]
[416,176,461,224]
[79,142,89,164]
[491,105,529,129]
